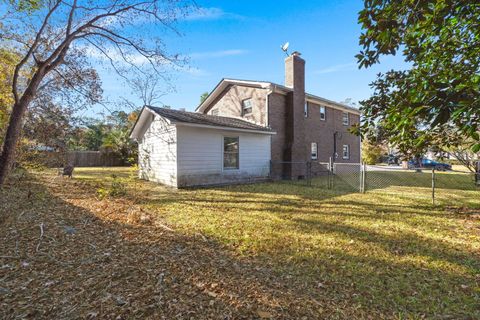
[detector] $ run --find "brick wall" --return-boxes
[268,92,287,163]
[304,102,361,171]
[284,53,307,179]
[204,85,268,126]
[268,97,361,178]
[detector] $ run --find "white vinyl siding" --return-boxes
[176,126,271,187]
[138,116,177,187]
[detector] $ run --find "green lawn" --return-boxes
[1,167,479,319]
[80,167,480,317]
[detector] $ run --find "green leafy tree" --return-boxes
[102,109,138,164]
[362,140,384,165]
[356,0,480,155]
[4,0,41,12]
[68,110,138,164]
[0,49,18,145]
[200,91,209,104]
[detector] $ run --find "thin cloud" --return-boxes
[185,7,244,21]
[315,62,357,74]
[190,49,249,59]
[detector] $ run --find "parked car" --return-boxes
[386,154,400,166]
[408,158,452,171]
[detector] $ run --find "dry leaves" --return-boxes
[0,171,327,319]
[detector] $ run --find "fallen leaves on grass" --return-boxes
[0,171,322,319]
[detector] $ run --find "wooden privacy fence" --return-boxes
[66,151,125,167]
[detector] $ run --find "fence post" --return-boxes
[432,168,436,206]
[476,161,480,186]
[329,157,334,189]
[359,163,363,193]
[328,157,331,189]
[361,163,366,193]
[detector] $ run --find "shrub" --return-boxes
[96,174,127,199]
[362,141,384,164]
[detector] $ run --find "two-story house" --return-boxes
[130,52,361,187]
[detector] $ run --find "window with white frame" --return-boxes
[304,101,308,117]
[211,108,219,116]
[342,112,349,126]
[242,99,253,115]
[320,106,326,121]
[223,137,239,169]
[342,144,350,159]
[311,142,318,160]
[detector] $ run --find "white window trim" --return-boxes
[320,106,326,121]
[304,101,308,117]
[242,98,253,116]
[342,112,349,126]
[222,136,240,171]
[311,142,318,160]
[342,144,350,160]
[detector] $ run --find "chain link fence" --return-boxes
[270,161,331,187]
[270,160,480,207]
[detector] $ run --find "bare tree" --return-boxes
[121,72,174,109]
[0,0,192,185]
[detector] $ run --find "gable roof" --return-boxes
[130,106,275,140]
[196,78,361,114]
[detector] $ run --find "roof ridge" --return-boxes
[145,106,273,133]
[195,79,360,113]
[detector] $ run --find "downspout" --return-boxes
[266,87,273,127]
[333,131,338,162]
[266,86,273,177]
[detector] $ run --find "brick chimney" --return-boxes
[284,51,307,178]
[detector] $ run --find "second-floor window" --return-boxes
[342,144,350,159]
[342,112,349,126]
[320,106,326,121]
[242,99,253,115]
[311,142,318,160]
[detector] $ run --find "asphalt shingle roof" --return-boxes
[146,106,273,132]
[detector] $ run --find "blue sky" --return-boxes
[95,0,408,115]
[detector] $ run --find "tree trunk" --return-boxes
[0,101,29,186]
[0,65,46,186]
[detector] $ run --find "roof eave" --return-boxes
[130,106,173,140]
[195,78,272,113]
[173,122,276,135]
[195,78,361,115]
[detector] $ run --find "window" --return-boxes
[223,137,239,169]
[320,106,326,121]
[211,109,219,116]
[311,142,318,160]
[242,99,253,115]
[342,145,350,160]
[342,112,349,126]
[304,101,308,117]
